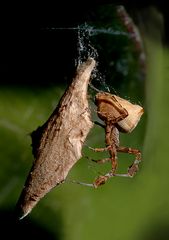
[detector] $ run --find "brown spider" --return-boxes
[89,91,144,188]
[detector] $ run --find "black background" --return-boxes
[0,1,168,86]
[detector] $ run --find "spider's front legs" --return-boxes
[117,146,141,177]
[88,143,118,172]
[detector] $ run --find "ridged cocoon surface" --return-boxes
[16,58,95,219]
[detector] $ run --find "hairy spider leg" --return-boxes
[105,124,118,173]
[117,146,141,177]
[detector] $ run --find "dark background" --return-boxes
[0,1,168,86]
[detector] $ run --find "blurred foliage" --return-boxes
[0,4,169,240]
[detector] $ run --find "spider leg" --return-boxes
[88,145,111,152]
[93,169,117,188]
[92,157,111,164]
[117,146,141,177]
[94,121,105,128]
[83,155,111,164]
[93,174,111,188]
[72,170,130,189]
[71,180,94,187]
[92,144,118,188]
[108,144,118,173]
[88,144,118,170]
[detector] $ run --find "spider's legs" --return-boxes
[117,146,141,177]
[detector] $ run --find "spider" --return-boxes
[89,91,144,188]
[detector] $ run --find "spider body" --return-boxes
[91,92,144,188]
